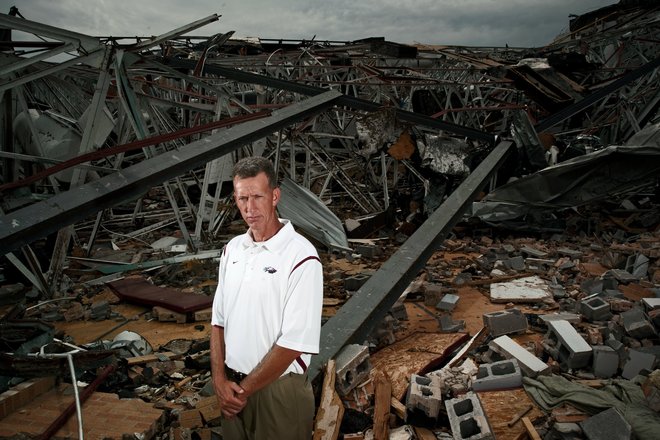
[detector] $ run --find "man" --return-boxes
[211,156,323,439]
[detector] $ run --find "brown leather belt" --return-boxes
[225,364,247,382]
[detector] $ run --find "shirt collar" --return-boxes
[241,219,293,255]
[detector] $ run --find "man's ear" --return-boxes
[272,187,281,207]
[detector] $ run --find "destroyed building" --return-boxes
[0,0,659,438]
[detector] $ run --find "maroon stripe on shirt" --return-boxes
[290,256,321,274]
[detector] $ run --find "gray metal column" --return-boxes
[308,140,514,381]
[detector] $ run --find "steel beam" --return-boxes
[0,90,341,254]
[307,140,514,381]
[167,58,496,144]
[535,56,660,133]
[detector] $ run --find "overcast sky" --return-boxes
[3,0,617,48]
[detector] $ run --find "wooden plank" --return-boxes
[125,351,182,366]
[477,388,543,440]
[312,360,344,440]
[413,426,437,440]
[390,397,407,421]
[522,416,542,440]
[0,377,56,419]
[369,332,467,400]
[373,372,391,440]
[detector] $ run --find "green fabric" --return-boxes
[523,374,660,440]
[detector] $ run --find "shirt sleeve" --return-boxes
[277,252,323,354]
[211,246,228,327]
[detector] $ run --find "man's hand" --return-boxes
[214,377,247,418]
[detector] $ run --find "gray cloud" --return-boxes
[3,0,616,47]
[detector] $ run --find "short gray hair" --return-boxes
[232,156,277,189]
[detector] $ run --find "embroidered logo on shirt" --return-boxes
[263,266,277,274]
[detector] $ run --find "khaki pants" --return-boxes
[221,373,315,440]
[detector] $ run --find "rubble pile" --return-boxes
[0,0,659,439]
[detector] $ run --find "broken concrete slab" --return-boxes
[490,276,551,303]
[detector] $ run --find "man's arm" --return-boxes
[237,344,303,399]
[210,325,246,417]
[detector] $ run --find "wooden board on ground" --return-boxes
[477,388,544,440]
[369,332,468,400]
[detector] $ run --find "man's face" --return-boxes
[233,172,280,237]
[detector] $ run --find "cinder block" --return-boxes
[472,359,523,391]
[641,298,660,311]
[482,308,527,337]
[580,296,612,322]
[592,345,619,378]
[580,407,631,440]
[437,293,460,311]
[406,374,443,419]
[344,273,370,291]
[606,337,627,368]
[621,308,656,339]
[368,314,396,348]
[355,244,380,259]
[489,335,550,377]
[335,344,371,396]
[544,320,592,370]
[445,392,494,440]
[622,349,657,380]
[424,284,444,307]
[390,299,408,321]
[440,314,466,333]
[505,256,525,271]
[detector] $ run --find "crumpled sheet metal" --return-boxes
[278,177,350,251]
[472,144,660,222]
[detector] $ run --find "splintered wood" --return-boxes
[477,388,543,440]
[313,360,344,440]
[369,332,468,400]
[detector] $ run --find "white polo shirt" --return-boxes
[211,219,323,376]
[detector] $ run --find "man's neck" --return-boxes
[250,221,284,242]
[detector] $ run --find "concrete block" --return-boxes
[489,335,550,378]
[482,308,527,337]
[580,296,612,322]
[580,407,631,440]
[622,349,657,380]
[437,293,460,311]
[344,273,370,291]
[642,298,660,312]
[355,243,380,259]
[335,344,371,396]
[592,345,618,378]
[391,299,408,321]
[606,337,627,368]
[472,359,522,391]
[445,392,494,440]
[368,314,396,348]
[505,256,525,271]
[621,308,656,339]
[424,283,444,307]
[539,313,582,325]
[544,320,592,370]
[405,374,443,419]
[440,315,466,333]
